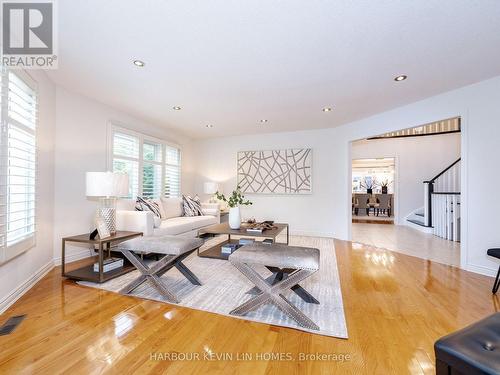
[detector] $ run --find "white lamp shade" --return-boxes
[203,182,219,195]
[86,172,129,197]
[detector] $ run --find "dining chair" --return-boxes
[375,194,392,217]
[354,193,370,216]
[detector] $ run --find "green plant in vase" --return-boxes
[215,186,252,229]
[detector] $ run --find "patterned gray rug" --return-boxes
[78,236,347,338]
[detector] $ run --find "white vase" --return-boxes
[228,207,241,229]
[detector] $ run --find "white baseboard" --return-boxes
[0,261,54,315]
[466,263,498,278]
[53,248,93,266]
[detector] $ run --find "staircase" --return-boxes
[405,207,433,233]
[405,158,461,241]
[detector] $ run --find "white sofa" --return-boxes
[116,197,220,237]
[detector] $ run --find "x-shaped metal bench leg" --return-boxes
[230,261,319,330]
[119,250,204,304]
[154,250,202,286]
[247,266,320,304]
[119,250,180,303]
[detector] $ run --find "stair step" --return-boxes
[407,218,429,227]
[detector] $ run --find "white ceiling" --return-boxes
[47,0,500,139]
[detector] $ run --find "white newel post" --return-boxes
[229,207,241,229]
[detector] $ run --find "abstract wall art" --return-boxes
[237,149,312,194]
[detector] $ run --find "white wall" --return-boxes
[193,129,337,237]
[351,133,461,223]
[52,87,195,262]
[0,70,56,313]
[193,75,500,277]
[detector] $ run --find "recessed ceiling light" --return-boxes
[394,75,407,82]
[173,106,182,110]
[133,60,145,67]
[322,107,332,112]
[260,119,268,123]
[206,124,213,128]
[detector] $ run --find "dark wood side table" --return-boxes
[62,231,142,283]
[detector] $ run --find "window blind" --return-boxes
[0,70,38,260]
[112,132,139,198]
[110,127,181,199]
[164,145,181,198]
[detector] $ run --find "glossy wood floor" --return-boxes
[0,238,498,374]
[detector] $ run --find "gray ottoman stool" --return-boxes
[117,235,204,303]
[229,243,320,330]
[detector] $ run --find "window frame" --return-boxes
[0,69,38,264]
[107,123,182,199]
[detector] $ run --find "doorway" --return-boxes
[352,157,395,224]
[349,117,462,266]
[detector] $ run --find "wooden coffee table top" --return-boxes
[199,222,288,238]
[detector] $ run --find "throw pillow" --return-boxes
[182,195,202,216]
[135,196,162,218]
[151,198,166,219]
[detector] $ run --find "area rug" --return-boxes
[78,236,348,338]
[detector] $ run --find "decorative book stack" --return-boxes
[221,243,240,254]
[93,257,124,273]
[239,238,255,246]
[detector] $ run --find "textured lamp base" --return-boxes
[99,197,117,234]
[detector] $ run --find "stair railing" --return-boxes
[423,158,461,240]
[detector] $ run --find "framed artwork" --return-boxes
[237,149,312,194]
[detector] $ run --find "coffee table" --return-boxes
[197,222,289,260]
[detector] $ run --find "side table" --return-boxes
[62,231,142,283]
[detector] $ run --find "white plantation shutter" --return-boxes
[142,141,163,198]
[112,132,139,198]
[0,70,38,262]
[164,146,181,198]
[110,126,181,199]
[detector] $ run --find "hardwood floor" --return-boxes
[0,237,497,374]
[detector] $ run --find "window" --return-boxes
[352,158,395,194]
[0,69,38,261]
[109,126,181,199]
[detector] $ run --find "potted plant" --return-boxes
[360,177,377,195]
[215,186,252,229]
[380,179,392,194]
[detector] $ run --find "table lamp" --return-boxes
[86,172,129,234]
[204,181,219,203]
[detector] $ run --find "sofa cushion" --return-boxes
[153,217,196,236]
[153,215,218,236]
[161,197,183,219]
[185,215,218,229]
